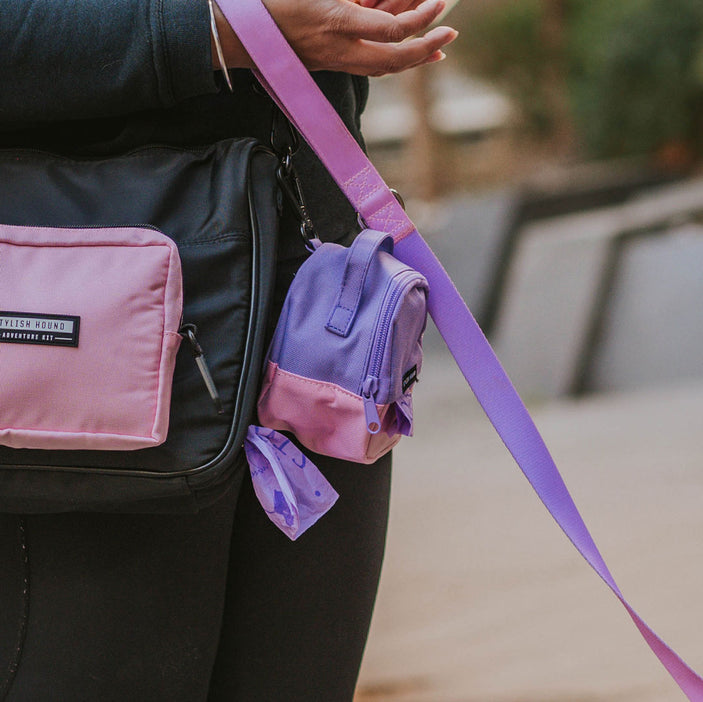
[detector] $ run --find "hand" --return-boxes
[213,0,458,76]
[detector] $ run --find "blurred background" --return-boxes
[354,1,703,700]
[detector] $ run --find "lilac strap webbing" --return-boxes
[216,0,703,696]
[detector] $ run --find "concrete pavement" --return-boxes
[355,348,703,702]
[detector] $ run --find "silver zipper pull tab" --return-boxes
[362,376,381,434]
[179,323,224,414]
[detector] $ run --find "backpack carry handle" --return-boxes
[325,230,394,337]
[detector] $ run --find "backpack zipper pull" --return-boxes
[362,376,381,434]
[179,323,224,414]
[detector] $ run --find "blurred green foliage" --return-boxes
[457,0,703,159]
[457,0,551,136]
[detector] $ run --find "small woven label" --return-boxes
[402,364,418,393]
[0,311,80,348]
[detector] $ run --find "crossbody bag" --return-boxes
[0,139,280,513]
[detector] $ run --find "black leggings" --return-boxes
[0,451,391,701]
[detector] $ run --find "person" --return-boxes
[0,2,457,700]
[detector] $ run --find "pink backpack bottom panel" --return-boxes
[257,361,400,464]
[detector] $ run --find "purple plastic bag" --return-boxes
[245,425,339,540]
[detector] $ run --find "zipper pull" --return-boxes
[362,376,381,434]
[179,323,224,414]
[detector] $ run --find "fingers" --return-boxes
[261,0,457,76]
[341,0,446,43]
[336,25,458,76]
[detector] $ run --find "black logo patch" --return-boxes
[0,312,80,348]
[402,365,418,393]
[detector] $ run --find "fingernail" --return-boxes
[421,50,446,66]
[434,26,458,44]
[426,25,458,43]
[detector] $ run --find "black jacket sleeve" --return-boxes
[0,0,217,129]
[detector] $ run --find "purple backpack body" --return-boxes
[260,229,428,462]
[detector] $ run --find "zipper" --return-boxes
[362,376,381,434]
[179,323,224,414]
[1,222,165,234]
[360,270,424,434]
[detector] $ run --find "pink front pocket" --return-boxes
[0,224,183,451]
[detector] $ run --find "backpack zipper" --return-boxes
[360,270,424,434]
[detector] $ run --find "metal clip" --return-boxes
[277,150,317,249]
[390,188,406,210]
[270,110,300,158]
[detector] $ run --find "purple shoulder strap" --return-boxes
[216,0,703,696]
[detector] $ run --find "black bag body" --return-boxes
[0,138,280,513]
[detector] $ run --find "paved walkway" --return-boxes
[355,349,703,702]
